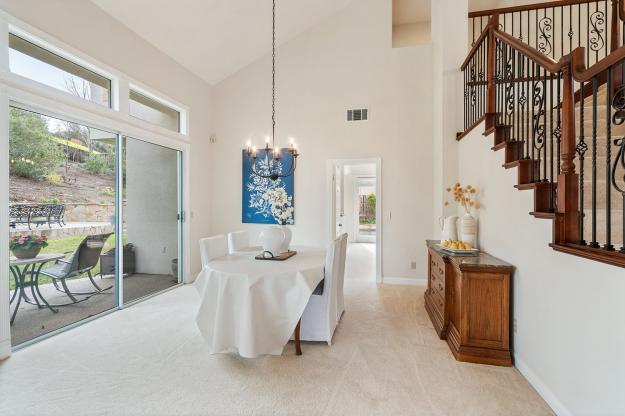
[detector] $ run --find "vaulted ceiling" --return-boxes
[91,0,358,85]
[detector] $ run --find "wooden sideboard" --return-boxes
[424,240,514,366]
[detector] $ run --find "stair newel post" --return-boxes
[485,13,499,132]
[556,55,580,244]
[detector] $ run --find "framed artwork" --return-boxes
[242,149,295,224]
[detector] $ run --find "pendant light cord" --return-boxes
[272,0,276,148]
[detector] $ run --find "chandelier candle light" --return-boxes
[244,0,299,181]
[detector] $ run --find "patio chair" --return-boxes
[39,233,113,304]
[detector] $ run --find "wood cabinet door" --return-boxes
[462,271,510,350]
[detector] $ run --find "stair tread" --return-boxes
[514,182,554,190]
[530,211,556,219]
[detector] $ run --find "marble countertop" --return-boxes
[426,240,514,272]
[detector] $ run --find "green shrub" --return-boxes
[45,173,63,186]
[85,154,110,175]
[40,196,61,204]
[99,186,115,197]
[9,109,64,180]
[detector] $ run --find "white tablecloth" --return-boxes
[194,247,325,358]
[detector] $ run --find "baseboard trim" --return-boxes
[0,339,11,360]
[382,276,426,286]
[514,354,572,416]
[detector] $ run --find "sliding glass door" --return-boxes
[121,136,182,303]
[7,109,184,347]
[8,106,118,345]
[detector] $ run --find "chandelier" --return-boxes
[245,0,299,181]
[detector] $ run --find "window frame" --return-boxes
[0,11,192,358]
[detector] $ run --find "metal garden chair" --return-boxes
[39,233,113,304]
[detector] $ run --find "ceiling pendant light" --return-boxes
[245,0,298,181]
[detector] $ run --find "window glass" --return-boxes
[9,34,111,107]
[129,90,180,132]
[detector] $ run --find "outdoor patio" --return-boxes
[10,273,178,345]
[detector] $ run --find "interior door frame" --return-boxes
[326,158,382,284]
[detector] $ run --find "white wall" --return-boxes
[211,0,433,280]
[0,0,213,279]
[458,126,625,416]
[431,0,468,238]
[392,22,431,48]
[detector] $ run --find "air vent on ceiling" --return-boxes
[347,108,368,121]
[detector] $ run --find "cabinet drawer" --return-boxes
[430,270,445,297]
[430,255,445,279]
[431,289,445,317]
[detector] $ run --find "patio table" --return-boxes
[9,253,64,325]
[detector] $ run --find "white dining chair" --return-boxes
[227,231,249,254]
[199,235,228,269]
[336,233,348,322]
[299,236,343,345]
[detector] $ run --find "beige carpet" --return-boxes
[0,244,554,415]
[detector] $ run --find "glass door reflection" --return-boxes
[121,136,182,303]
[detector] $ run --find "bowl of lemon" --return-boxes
[438,240,479,254]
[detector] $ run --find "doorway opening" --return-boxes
[328,159,381,283]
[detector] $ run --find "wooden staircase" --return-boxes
[460,1,625,268]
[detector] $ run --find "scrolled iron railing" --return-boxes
[459,5,625,267]
[470,0,619,69]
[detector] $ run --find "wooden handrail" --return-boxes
[460,25,489,70]
[571,43,625,80]
[469,0,606,18]
[493,30,567,72]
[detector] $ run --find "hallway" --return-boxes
[344,242,376,281]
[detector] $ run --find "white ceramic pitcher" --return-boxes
[439,216,458,241]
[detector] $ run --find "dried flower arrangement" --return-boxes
[445,182,480,213]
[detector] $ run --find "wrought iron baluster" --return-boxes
[472,17,476,47]
[556,71,562,174]
[590,76,600,248]
[525,55,530,159]
[521,54,527,159]
[538,8,553,57]
[538,67,548,182]
[569,4,574,53]
[577,81,587,244]
[579,3,583,50]
[532,60,536,182]
[589,1,606,65]
[516,49,521,156]
[610,69,625,253]
[464,66,467,130]
[605,68,614,250]
[549,71,554,198]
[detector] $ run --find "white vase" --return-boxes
[460,213,477,247]
[280,225,292,253]
[260,226,285,257]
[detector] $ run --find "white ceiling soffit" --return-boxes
[392,0,430,26]
[91,0,356,85]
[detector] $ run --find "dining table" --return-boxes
[9,253,64,325]
[194,246,326,358]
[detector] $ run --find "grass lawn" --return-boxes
[10,234,122,290]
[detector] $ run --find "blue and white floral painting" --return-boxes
[242,149,295,224]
